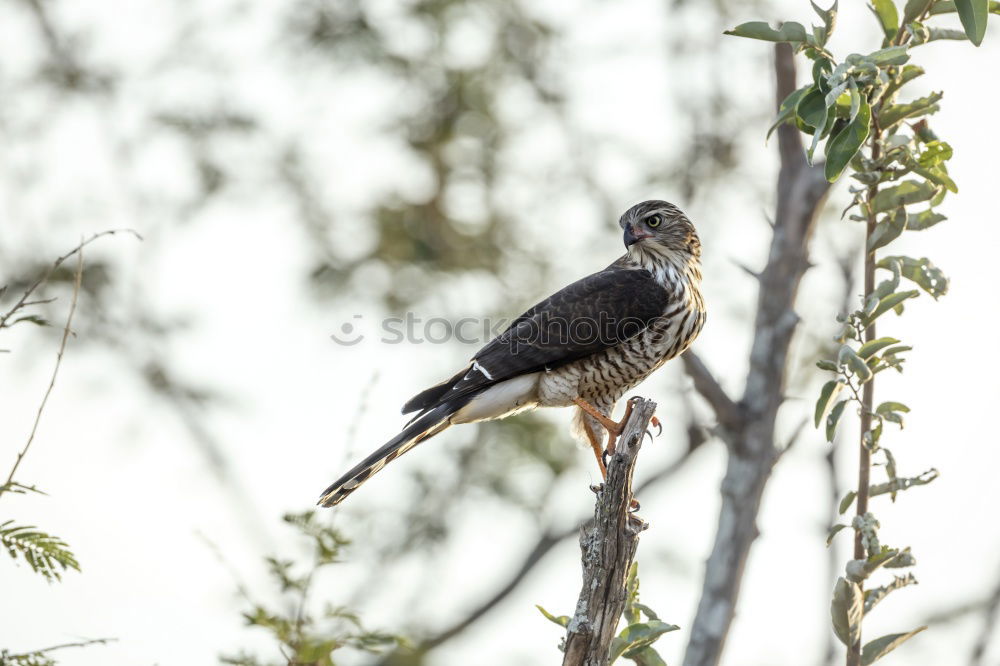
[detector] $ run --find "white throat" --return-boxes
[626,242,700,289]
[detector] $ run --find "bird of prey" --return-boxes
[319,200,705,507]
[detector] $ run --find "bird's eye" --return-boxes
[647,216,662,228]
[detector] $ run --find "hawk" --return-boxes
[319,200,705,507]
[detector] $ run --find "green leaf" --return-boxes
[906,209,946,230]
[634,603,660,622]
[864,574,919,613]
[870,0,900,40]
[812,1,839,46]
[877,401,911,416]
[827,399,850,442]
[870,180,941,212]
[868,207,907,251]
[931,0,1000,14]
[626,647,669,666]
[839,490,857,515]
[536,604,570,628]
[884,547,917,568]
[867,290,919,321]
[874,259,901,298]
[914,163,958,193]
[955,0,989,45]
[917,141,953,168]
[768,85,812,140]
[880,92,943,128]
[927,27,972,40]
[826,99,871,182]
[878,256,949,297]
[906,20,932,44]
[725,21,809,43]
[877,401,910,428]
[831,577,864,647]
[868,45,910,65]
[815,380,845,427]
[827,523,849,546]
[798,87,830,130]
[841,346,874,383]
[861,627,927,665]
[610,621,680,662]
[797,87,833,162]
[817,359,839,372]
[858,337,901,358]
[814,57,835,92]
[902,0,934,24]
[882,345,912,356]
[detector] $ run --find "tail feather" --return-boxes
[400,366,468,415]
[318,399,466,507]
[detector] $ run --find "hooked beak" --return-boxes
[623,223,651,247]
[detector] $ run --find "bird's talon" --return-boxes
[629,498,641,512]
[651,415,663,436]
[590,483,604,494]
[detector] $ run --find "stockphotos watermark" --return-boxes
[330,312,663,348]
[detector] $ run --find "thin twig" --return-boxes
[7,637,116,658]
[1,246,85,499]
[0,228,141,330]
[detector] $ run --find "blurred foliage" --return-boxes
[1,0,771,660]
[221,511,401,666]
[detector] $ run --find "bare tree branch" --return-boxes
[682,43,832,666]
[682,351,742,431]
[562,398,656,666]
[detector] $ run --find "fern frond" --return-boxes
[1,520,80,582]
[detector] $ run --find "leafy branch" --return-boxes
[221,511,401,666]
[728,1,991,664]
[1,231,139,662]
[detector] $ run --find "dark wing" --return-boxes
[402,265,670,414]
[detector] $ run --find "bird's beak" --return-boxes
[623,223,650,247]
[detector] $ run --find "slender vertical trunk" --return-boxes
[847,127,881,666]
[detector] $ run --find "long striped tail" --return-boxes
[317,399,466,507]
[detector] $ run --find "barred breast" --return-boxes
[537,298,706,412]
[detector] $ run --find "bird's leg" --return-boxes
[576,398,641,513]
[573,397,637,456]
[582,419,608,480]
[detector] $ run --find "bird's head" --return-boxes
[619,200,701,263]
